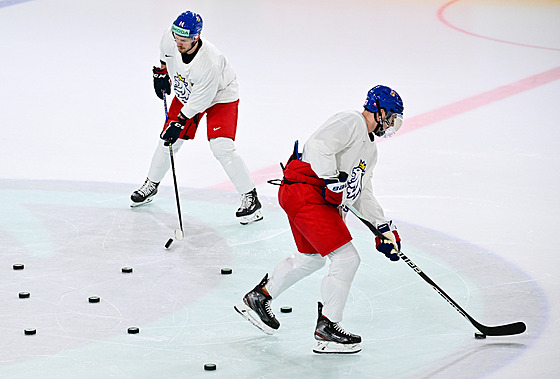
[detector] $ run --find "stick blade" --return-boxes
[477,321,526,336]
[174,229,184,240]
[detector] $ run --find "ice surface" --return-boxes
[1,0,559,378]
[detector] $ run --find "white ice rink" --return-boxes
[1,0,559,378]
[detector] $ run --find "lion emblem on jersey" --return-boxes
[173,74,191,104]
[346,160,366,200]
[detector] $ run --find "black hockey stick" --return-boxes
[345,204,526,336]
[163,90,184,241]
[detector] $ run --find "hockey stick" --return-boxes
[345,204,526,336]
[163,90,184,241]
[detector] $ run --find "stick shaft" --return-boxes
[163,90,169,121]
[162,90,183,235]
[345,204,525,336]
[169,144,183,234]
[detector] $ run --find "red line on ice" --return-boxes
[401,66,560,134]
[209,66,560,191]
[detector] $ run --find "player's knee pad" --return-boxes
[148,140,185,182]
[293,252,326,274]
[267,253,326,298]
[209,137,236,164]
[327,243,361,284]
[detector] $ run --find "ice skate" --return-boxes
[313,302,362,354]
[130,178,159,207]
[234,274,279,335]
[236,188,263,225]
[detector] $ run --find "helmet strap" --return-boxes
[373,99,386,137]
[373,121,384,137]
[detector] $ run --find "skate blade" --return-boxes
[239,210,263,225]
[313,340,362,354]
[234,302,274,335]
[130,198,153,208]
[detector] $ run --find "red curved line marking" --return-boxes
[210,65,560,190]
[438,0,560,52]
[400,65,560,134]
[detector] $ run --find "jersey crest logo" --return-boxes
[173,74,191,104]
[346,160,366,200]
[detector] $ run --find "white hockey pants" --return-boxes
[266,242,361,323]
[147,137,254,194]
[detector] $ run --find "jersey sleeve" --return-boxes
[159,30,172,65]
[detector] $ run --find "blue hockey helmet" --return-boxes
[172,11,203,38]
[364,85,404,138]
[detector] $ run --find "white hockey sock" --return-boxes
[321,242,361,323]
[266,253,326,299]
[147,139,184,183]
[209,137,254,194]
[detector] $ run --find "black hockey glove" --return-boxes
[375,221,401,261]
[161,119,186,146]
[160,113,202,146]
[153,66,171,100]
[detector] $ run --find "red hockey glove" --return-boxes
[375,221,401,261]
[153,66,171,100]
[322,172,348,206]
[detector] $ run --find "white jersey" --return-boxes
[302,110,386,225]
[160,32,239,119]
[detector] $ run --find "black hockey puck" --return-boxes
[221,268,232,275]
[122,267,133,273]
[474,332,486,339]
[280,306,292,313]
[165,238,173,249]
[19,292,30,299]
[24,328,36,335]
[128,327,140,334]
[13,264,24,270]
[88,296,100,303]
[204,363,216,371]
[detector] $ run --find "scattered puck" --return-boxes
[19,292,30,299]
[165,238,173,249]
[204,363,216,371]
[221,268,232,275]
[280,306,292,313]
[88,296,100,303]
[474,332,486,339]
[24,328,36,335]
[128,327,140,334]
[121,267,133,273]
[13,264,24,270]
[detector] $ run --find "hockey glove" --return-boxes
[375,221,401,261]
[161,118,186,146]
[322,172,348,206]
[153,66,171,100]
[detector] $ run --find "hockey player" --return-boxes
[131,11,263,225]
[235,85,404,353]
